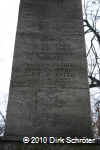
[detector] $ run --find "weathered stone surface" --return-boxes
[0,140,100,150]
[4,0,92,138]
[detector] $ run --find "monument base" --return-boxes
[0,136,100,150]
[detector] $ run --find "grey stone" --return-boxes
[4,0,92,140]
[0,139,100,150]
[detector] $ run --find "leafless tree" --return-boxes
[0,92,7,136]
[0,112,5,136]
[0,89,8,136]
[0,47,9,136]
[83,0,100,139]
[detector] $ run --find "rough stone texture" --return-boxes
[0,140,100,150]
[4,0,92,138]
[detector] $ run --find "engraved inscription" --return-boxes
[12,36,79,86]
[23,36,76,83]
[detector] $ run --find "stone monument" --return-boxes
[4,0,92,140]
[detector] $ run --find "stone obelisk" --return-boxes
[4,0,92,138]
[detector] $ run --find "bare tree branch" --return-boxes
[0,111,5,123]
[83,19,100,44]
